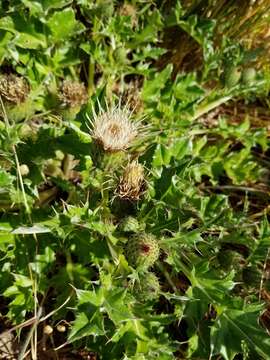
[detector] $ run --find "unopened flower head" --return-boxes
[125,233,160,269]
[117,160,146,201]
[120,216,140,233]
[59,80,88,109]
[133,272,160,301]
[0,74,29,104]
[90,102,141,152]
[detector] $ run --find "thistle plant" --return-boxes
[0,2,270,359]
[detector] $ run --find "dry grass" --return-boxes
[158,0,270,75]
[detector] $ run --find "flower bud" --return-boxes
[126,233,159,269]
[242,67,256,85]
[43,325,53,335]
[56,324,66,333]
[19,164,29,176]
[224,66,241,88]
[133,272,160,301]
[120,216,140,233]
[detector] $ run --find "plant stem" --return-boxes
[88,57,95,96]
[190,95,232,122]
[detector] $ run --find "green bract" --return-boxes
[126,233,160,269]
[120,216,141,233]
[133,272,160,301]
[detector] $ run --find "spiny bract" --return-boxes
[133,272,160,301]
[117,160,146,201]
[119,216,140,233]
[126,233,159,269]
[90,102,140,152]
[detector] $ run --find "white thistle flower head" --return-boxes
[89,101,140,152]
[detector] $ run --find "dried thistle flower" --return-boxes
[117,160,146,201]
[0,74,29,104]
[59,80,88,109]
[90,102,141,152]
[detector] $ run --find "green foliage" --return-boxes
[0,1,270,359]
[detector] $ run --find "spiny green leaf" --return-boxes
[210,304,270,360]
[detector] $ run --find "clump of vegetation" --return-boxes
[0,1,270,359]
